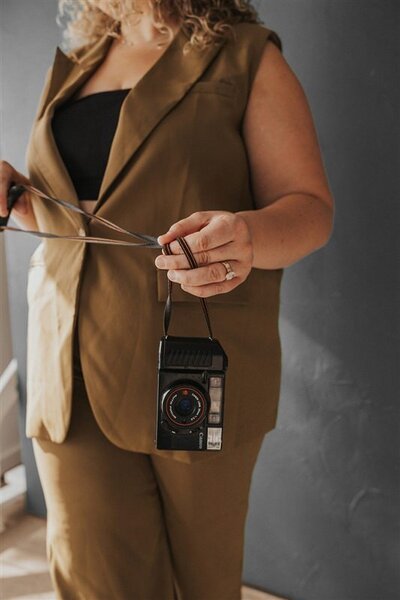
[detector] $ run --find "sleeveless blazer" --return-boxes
[25,22,284,463]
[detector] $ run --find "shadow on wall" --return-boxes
[243,0,399,594]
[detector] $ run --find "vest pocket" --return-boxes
[190,79,237,98]
[156,268,249,304]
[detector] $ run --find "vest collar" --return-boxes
[31,25,227,223]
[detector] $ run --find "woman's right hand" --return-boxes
[0,160,33,218]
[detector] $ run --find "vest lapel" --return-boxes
[93,28,227,214]
[32,34,114,229]
[32,25,227,224]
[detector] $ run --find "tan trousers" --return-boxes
[32,329,265,600]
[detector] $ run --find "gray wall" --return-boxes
[243,2,400,599]
[1,1,398,599]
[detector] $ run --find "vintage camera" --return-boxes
[155,335,228,451]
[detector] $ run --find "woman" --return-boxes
[0,0,334,598]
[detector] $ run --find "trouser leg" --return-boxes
[32,338,175,600]
[150,435,265,600]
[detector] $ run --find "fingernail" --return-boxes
[168,270,176,281]
[155,257,165,268]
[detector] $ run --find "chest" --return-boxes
[73,39,176,100]
[26,24,258,222]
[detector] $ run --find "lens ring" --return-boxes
[163,383,207,428]
[175,396,193,416]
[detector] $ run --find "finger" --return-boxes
[167,260,242,287]
[0,170,13,217]
[0,167,30,217]
[157,212,214,247]
[13,195,30,215]
[166,213,235,255]
[1,188,30,217]
[157,210,232,254]
[180,277,242,299]
[155,241,241,270]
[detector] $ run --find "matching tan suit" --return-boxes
[26,21,284,599]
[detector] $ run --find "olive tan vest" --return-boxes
[25,22,284,463]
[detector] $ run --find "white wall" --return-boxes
[0,235,21,477]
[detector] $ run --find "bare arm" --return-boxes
[238,40,334,269]
[155,38,335,297]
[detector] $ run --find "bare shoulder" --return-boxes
[242,38,334,209]
[249,38,304,107]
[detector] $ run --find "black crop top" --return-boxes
[51,89,131,200]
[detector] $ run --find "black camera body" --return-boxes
[155,335,228,451]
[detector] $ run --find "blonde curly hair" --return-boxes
[57,0,265,55]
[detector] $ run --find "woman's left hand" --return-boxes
[155,211,254,298]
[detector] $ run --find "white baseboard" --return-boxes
[0,463,27,533]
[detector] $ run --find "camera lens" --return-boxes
[175,397,193,416]
[163,383,207,428]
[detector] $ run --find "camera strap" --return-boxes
[1,184,213,339]
[163,238,213,340]
[1,184,162,248]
